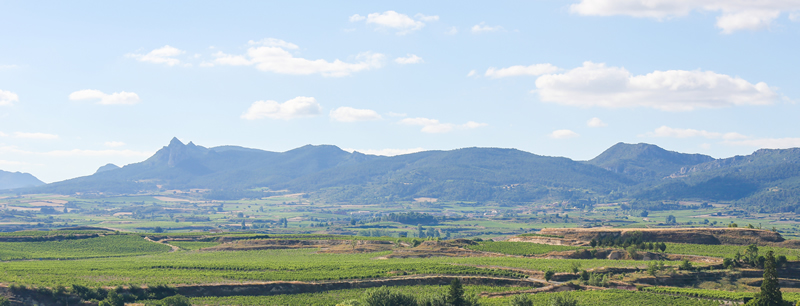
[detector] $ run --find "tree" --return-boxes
[447,278,466,306]
[590,239,597,248]
[544,270,555,282]
[746,251,789,306]
[153,226,164,233]
[0,296,10,306]
[746,244,760,266]
[665,215,677,224]
[658,242,667,253]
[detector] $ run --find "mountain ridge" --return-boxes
[16,138,800,212]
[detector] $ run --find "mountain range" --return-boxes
[8,138,800,212]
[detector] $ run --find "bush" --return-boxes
[544,270,555,282]
[98,291,124,306]
[508,293,533,306]
[679,259,693,271]
[361,286,417,306]
[154,295,191,306]
[0,296,9,306]
[549,292,579,306]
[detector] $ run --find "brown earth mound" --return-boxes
[383,240,487,258]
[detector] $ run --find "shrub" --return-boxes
[508,293,533,306]
[549,292,579,306]
[679,259,693,271]
[154,295,191,306]
[361,286,417,306]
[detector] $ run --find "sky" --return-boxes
[1,1,800,183]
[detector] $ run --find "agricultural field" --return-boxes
[2,192,800,305]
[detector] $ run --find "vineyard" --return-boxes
[0,234,171,260]
[642,287,800,303]
[189,287,726,306]
[663,243,800,259]
[465,241,586,255]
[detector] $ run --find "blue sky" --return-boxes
[1,1,800,183]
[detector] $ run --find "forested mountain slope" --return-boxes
[24,138,633,202]
[0,170,45,190]
[587,142,714,182]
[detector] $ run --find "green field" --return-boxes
[0,235,171,260]
[466,241,586,255]
[189,287,725,306]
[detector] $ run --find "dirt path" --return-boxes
[144,236,180,252]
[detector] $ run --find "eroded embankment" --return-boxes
[536,228,786,246]
[173,275,545,297]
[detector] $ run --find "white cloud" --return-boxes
[550,129,580,139]
[213,39,384,77]
[534,61,778,111]
[587,117,608,127]
[400,117,487,133]
[104,141,126,147]
[126,45,185,66]
[69,89,140,105]
[467,70,478,77]
[724,138,800,149]
[415,13,439,22]
[13,132,58,140]
[394,54,424,64]
[241,96,321,120]
[0,64,18,70]
[386,112,407,117]
[445,26,458,35]
[0,131,6,137]
[351,11,438,35]
[569,0,800,33]
[643,126,747,140]
[791,12,800,21]
[329,107,383,122]
[471,22,504,33]
[343,147,426,156]
[248,38,299,49]
[349,14,366,22]
[485,63,560,78]
[0,89,19,106]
